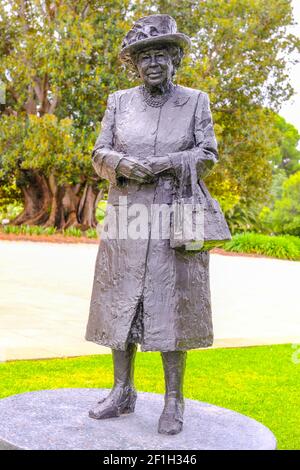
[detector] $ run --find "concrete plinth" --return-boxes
[0,388,276,450]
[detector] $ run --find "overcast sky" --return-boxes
[279,0,300,132]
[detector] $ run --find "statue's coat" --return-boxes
[85,85,219,351]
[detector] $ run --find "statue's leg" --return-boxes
[88,342,137,419]
[158,350,187,435]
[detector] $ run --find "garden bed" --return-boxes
[0,232,98,244]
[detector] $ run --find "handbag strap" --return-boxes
[177,153,189,200]
[188,153,217,212]
[188,153,201,205]
[177,152,201,203]
[176,152,216,212]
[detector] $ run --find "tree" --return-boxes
[254,115,300,234]
[0,0,299,228]
[0,113,100,227]
[136,0,300,215]
[260,171,300,236]
[0,0,134,228]
[270,115,300,176]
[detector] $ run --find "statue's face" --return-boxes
[136,46,173,87]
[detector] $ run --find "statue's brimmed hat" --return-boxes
[120,14,191,62]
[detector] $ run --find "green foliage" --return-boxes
[62,227,82,237]
[1,225,20,235]
[0,0,299,224]
[224,197,266,234]
[0,224,99,238]
[20,225,43,236]
[0,0,134,125]
[1,224,57,236]
[223,232,300,261]
[0,203,23,223]
[43,226,57,236]
[259,171,300,236]
[1,345,299,449]
[0,114,96,186]
[270,115,300,176]
[0,0,133,223]
[284,235,300,252]
[95,200,107,224]
[142,0,300,211]
[269,170,288,201]
[85,228,98,239]
[0,178,21,207]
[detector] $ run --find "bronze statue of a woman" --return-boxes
[85,14,222,435]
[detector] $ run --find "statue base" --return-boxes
[0,388,276,450]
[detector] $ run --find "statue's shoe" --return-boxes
[89,387,137,419]
[158,397,184,435]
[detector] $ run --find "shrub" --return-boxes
[259,171,300,236]
[223,232,300,261]
[0,203,23,223]
[96,200,107,223]
[62,227,82,238]
[43,226,57,235]
[1,224,57,236]
[85,228,98,239]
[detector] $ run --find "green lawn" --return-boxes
[1,344,299,449]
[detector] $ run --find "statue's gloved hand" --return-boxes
[142,156,174,175]
[116,156,155,183]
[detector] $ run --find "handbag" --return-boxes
[170,154,231,252]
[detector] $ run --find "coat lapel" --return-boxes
[170,85,191,107]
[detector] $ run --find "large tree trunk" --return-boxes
[13,171,51,225]
[62,183,81,228]
[77,183,99,229]
[12,171,101,230]
[43,174,66,228]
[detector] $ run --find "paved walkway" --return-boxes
[0,240,299,361]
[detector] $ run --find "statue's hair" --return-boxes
[126,44,184,78]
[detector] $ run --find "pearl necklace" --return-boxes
[141,83,176,108]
